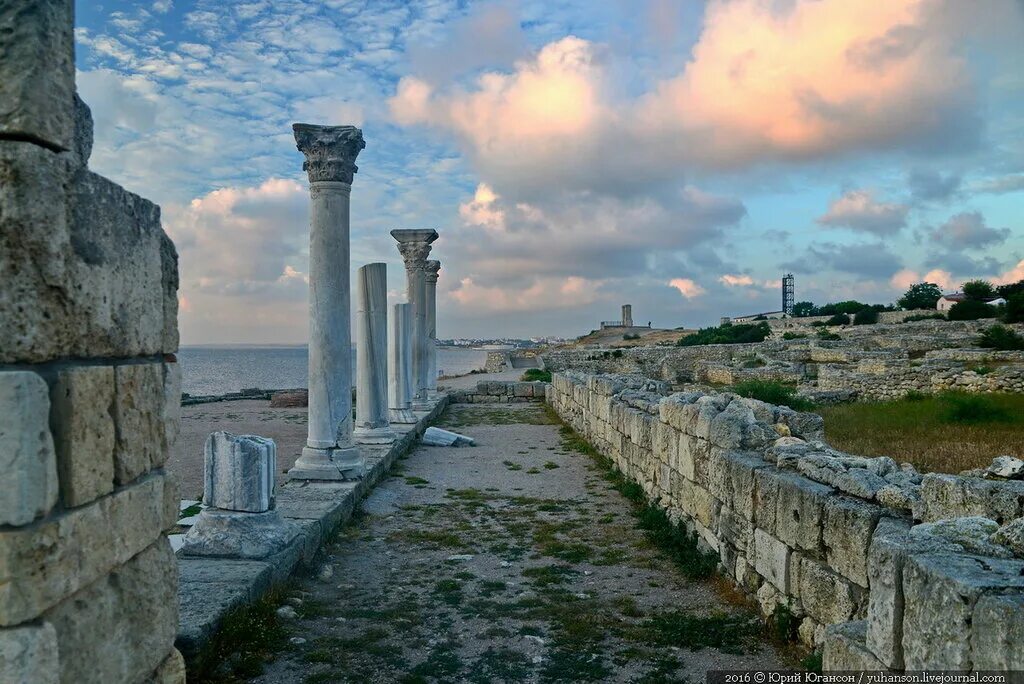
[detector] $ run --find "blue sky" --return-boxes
[74,0,1024,344]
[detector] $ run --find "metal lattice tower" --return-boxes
[782,273,795,315]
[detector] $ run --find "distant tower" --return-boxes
[782,273,795,315]
[622,304,633,327]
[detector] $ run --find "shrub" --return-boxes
[942,393,1011,424]
[970,365,993,375]
[521,368,552,382]
[677,322,771,347]
[997,279,1024,299]
[853,307,878,325]
[825,313,850,326]
[731,380,814,411]
[897,282,943,310]
[782,332,807,340]
[792,301,816,317]
[1004,293,1024,324]
[962,279,996,301]
[904,390,927,401]
[810,321,827,327]
[622,333,641,340]
[948,299,998,321]
[817,329,841,341]
[977,324,1024,351]
[903,313,945,322]
[818,301,868,316]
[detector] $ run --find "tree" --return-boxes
[853,307,879,325]
[948,299,998,321]
[817,301,866,316]
[792,301,816,317]
[962,279,996,301]
[997,280,1024,299]
[897,282,942,310]
[1005,293,1024,324]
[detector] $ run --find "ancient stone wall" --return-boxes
[448,380,547,403]
[548,372,1024,670]
[0,2,184,681]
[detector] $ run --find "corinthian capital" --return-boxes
[391,229,438,270]
[292,123,365,183]
[425,260,441,283]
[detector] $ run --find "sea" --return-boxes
[177,345,489,397]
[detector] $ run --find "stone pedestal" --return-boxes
[390,229,438,411]
[289,123,365,480]
[425,260,440,398]
[354,263,395,444]
[388,303,417,423]
[181,432,298,559]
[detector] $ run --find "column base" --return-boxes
[353,425,397,445]
[179,508,299,560]
[389,408,417,424]
[289,445,364,480]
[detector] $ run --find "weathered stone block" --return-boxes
[798,556,859,625]
[775,472,832,555]
[823,620,885,671]
[0,621,58,684]
[865,516,912,669]
[0,473,168,625]
[753,528,790,592]
[919,473,1024,523]
[203,432,275,513]
[0,0,75,150]
[902,552,1024,669]
[823,496,882,587]
[113,362,166,485]
[651,420,678,468]
[163,362,182,462]
[143,648,186,684]
[971,593,1024,670]
[0,370,59,526]
[49,365,116,507]
[45,539,177,684]
[753,468,781,534]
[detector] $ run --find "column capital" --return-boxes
[292,123,365,184]
[390,229,438,270]
[424,260,441,284]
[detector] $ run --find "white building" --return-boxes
[937,294,1005,312]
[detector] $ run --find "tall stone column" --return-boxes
[289,123,365,480]
[425,260,441,397]
[388,302,416,424]
[354,263,395,444]
[390,229,438,410]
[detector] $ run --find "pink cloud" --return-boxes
[817,190,909,235]
[669,278,705,299]
[719,274,754,287]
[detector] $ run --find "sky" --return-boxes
[74,0,1024,344]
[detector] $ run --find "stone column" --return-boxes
[390,229,438,410]
[388,303,416,423]
[425,260,441,397]
[289,123,365,480]
[354,263,395,444]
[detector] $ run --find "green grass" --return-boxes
[731,379,814,411]
[189,589,291,683]
[521,368,552,382]
[818,392,1024,473]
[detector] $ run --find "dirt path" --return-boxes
[249,403,784,684]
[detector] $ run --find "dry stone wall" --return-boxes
[548,371,1024,670]
[1,2,184,681]
[448,380,547,403]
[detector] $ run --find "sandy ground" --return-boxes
[173,370,532,499]
[241,403,784,684]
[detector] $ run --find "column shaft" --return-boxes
[354,263,395,443]
[390,229,438,410]
[425,260,440,396]
[388,303,416,423]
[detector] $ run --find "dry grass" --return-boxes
[818,392,1024,474]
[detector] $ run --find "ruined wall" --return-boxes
[548,372,1024,670]
[448,380,547,403]
[0,2,184,681]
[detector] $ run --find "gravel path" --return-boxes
[243,403,785,683]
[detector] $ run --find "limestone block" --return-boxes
[113,362,166,485]
[45,539,177,684]
[0,621,58,684]
[970,593,1024,669]
[659,392,700,432]
[693,395,728,440]
[513,382,532,397]
[775,407,825,441]
[162,362,182,462]
[651,420,678,468]
[143,648,186,684]
[823,620,885,671]
[179,508,300,559]
[992,517,1024,557]
[679,479,715,528]
[901,552,1024,669]
[798,556,860,625]
[823,496,883,587]
[0,0,75,150]
[753,468,781,534]
[0,472,167,626]
[49,365,116,507]
[203,432,275,513]
[775,472,832,555]
[677,433,698,481]
[1,371,59,526]
[718,505,753,556]
[919,473,1024,523]
[753,528,790,592]
[708,400,754,449]
[722,451,767,521]
[909,516,1011,558]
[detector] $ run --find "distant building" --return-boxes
[600,304,648,329]
[937,293,1005,312]
[782,273,795,315]
[727,311,787,324]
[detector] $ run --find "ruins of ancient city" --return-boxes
[2,2,1024,683]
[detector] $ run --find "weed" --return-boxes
[403,476,430,486]
[189,589,291,683]
[543,461,560,470]
[732,379,814,411]
[521,368,553,382]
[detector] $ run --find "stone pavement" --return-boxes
[246,403,783,683]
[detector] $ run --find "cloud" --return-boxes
[890,268,955,291]
[817,189,909,235]
[907,169,961,202]
[971,174,1024,195]
[784,242,904,279]
[669,278,706,299]
[930,211,1010,249]
[719,274,754,287]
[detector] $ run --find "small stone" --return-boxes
[318,564,334,581]
[909,517,1011,558]
[774,423,791,437]
[276,606,297,619]
[447,554,474,561]
[499,561,511,568]
[992,518,1024,557]
[532,655,544,664]
[286,597,304,607]
[986,456,1024,480]
[289,637,306,645]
